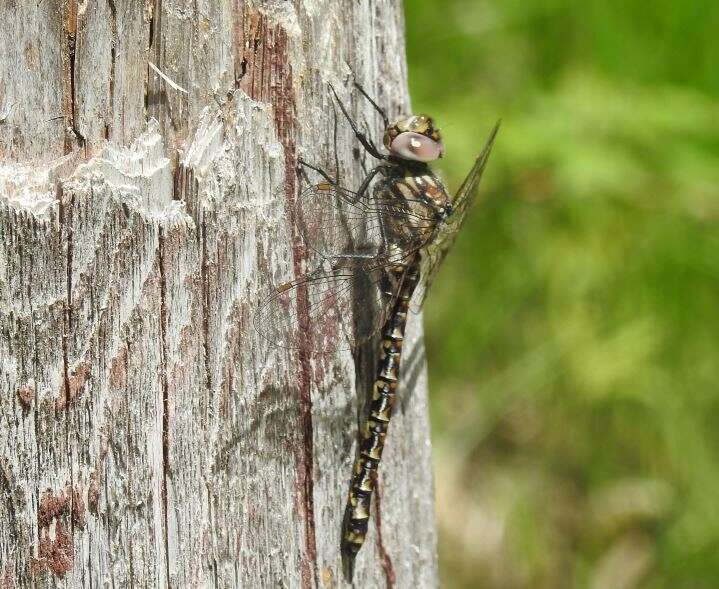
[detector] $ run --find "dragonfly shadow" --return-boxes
[398,335,427,412]
[351,268,383,425]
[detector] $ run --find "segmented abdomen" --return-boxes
[341,255,421,580]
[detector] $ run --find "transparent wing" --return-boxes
[413,120,501,311]
[447,121,501,230]
[255,253,423,353]
[292,179,438,262]
[257,167,442,352]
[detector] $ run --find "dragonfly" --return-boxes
[256,82,499,581]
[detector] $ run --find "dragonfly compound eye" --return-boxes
[389,132,445,162]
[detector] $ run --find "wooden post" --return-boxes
[0,1,438,586]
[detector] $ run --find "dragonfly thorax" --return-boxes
[374,166,452,251]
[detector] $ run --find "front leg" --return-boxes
[297,157,336,186]
[329,84,388,161]
[298,159,384,203]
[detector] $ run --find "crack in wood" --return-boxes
[146,0,166,122]
[374,480,396,588]
[107,0,117,141]
[57,182,73,415]
[57,180,79,576]
[65,0,86,152]
[145,0,155,113]
[199,214,212,442]
[157,227,172,588]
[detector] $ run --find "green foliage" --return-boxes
[405,1,719,587]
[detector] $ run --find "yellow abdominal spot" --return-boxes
[352,503,370,519]
[346,531,365,544]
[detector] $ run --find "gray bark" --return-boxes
[0,1,438,587]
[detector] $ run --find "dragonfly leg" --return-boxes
[353,81,390,128]
[329,83,388,161]
[297,158,336,185]
[299,158,382,205]
[355,165,382,200]
[332,99,342,183]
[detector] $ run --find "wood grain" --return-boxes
[0,1,438,587]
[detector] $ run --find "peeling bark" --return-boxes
[0,1,438,587]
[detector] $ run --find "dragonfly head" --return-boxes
[384,114,444,163]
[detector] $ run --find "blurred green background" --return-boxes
[404,1,719,587]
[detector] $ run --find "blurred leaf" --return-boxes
[406,0,719,587]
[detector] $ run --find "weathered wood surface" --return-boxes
[0,1,438,587]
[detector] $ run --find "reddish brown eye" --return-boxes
[389,132,444,162]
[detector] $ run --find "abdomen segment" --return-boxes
[341,257,421,580]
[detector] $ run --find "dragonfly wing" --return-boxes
[292,170,441,261]
[452,120,501,222]
[269,164,450,346]
[254,256,401,353]
[292,182,385,261]
[412,120,500,312]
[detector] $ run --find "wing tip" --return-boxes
[481,119,501,158]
